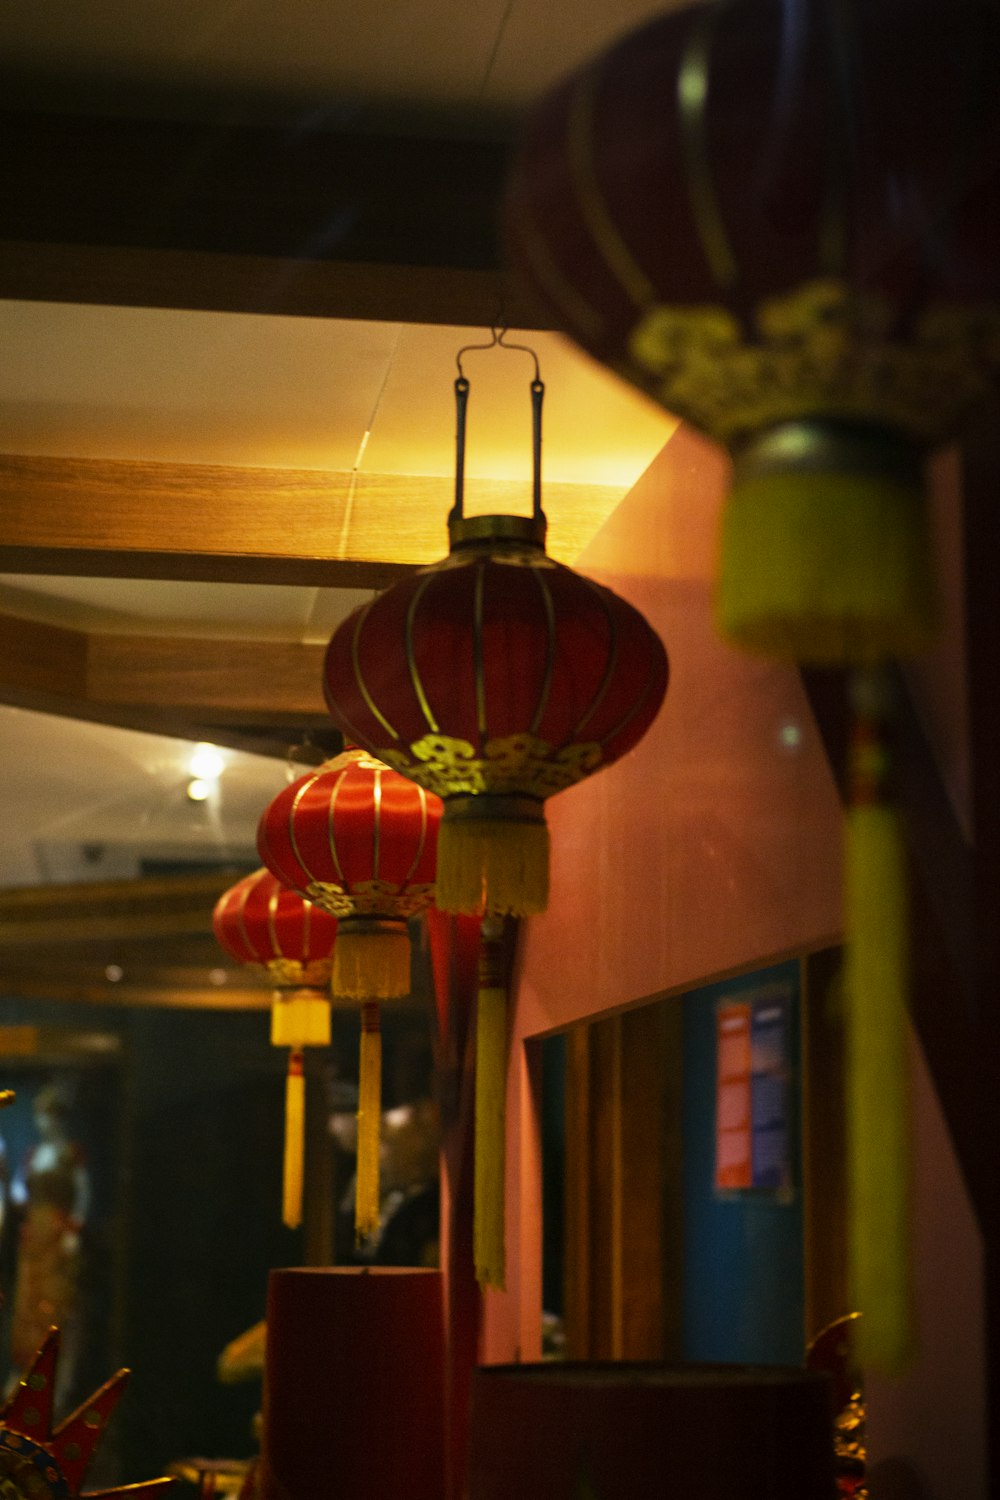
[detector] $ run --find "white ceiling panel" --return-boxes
[0,0,512,112]
[0,576,374,641]
[0,0,684,119]
[0,302,400,470]
[484,0,685,111]
[366,325,675,488]
[0,705,286,883]
[0,304,672,485]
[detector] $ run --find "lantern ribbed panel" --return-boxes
[212,867,337,982]
[256,749,442,924]
[322,547,668,805]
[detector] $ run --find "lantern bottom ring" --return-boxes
[732,417,923,487]
[445,793,545,826]
[336,914,409,940]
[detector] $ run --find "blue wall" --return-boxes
[681,960,804,1364]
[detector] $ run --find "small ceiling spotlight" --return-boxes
[105,963,124,983]
[186,742,225,802]
[190,742,225,781]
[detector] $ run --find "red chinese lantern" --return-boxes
[505,0,1000,664]
[213,867,337,1230]
[501,0,1000,1369]
[323,364,668,923]
[323,352,668,1285]
[257,747,442,1242]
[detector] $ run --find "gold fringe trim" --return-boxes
[845,803,913,1375]
[355,1002,382,1244]
[437,817,549,917]
[333,929,411,1000]
[282,1048,305,1231]
[717,471,936,664]
[474,984,508,1289]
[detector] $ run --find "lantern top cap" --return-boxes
[448,512,547,551]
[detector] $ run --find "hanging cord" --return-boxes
[450,327,545,528]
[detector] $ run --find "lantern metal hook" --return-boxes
[454,324,542,385]
[452,325,545,532]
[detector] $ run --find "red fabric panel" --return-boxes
[258,750,441,904]
[324,551,668,784]
[212,869,337,967]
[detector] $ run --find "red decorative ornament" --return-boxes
[213,867,337,1230]
[257,747,442,1241]
[0,1327,176,1499]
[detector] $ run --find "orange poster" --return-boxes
[715,1001,752,1189]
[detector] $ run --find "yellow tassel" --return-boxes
[355,1001,382,1244]
[282,1047,305,1230]
[271,988,331,1048]
[333,927,411,1000]
[474,981,508,1289]
[437,816,549,917]
[717,468,936,664]
[845,800,913,1376]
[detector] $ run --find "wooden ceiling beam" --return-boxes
[0,453,622,584]
[0,869,239,946]
[0,969,271,1011]
[0,240,539,328]
[0,608,334,755]
[0,110,548,326]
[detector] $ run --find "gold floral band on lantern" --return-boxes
[629,279,1000,450]
[378,733,604,801]
[304,879,437,919]
[265,956,334,989]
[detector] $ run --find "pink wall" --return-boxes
[483,424,845,1360]
[479,424,987,1499]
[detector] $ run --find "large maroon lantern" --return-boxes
[213,868,338,1229]
[322,370,668,924]
[505,0,1000,663]
[258,747,442,1242]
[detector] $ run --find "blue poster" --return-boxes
[750,991,791,1192]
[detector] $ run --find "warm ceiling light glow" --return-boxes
[187,777,212,802]
[105,963,124,983]
[190,742,225,780]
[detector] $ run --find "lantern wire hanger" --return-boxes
[450,324,545,542]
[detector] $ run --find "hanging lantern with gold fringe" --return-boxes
[501,0,1000,1374]
[257,747,442,1244]
[212,867,337,1231]
[322,341,669,1286]
[504,0,1000,664]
